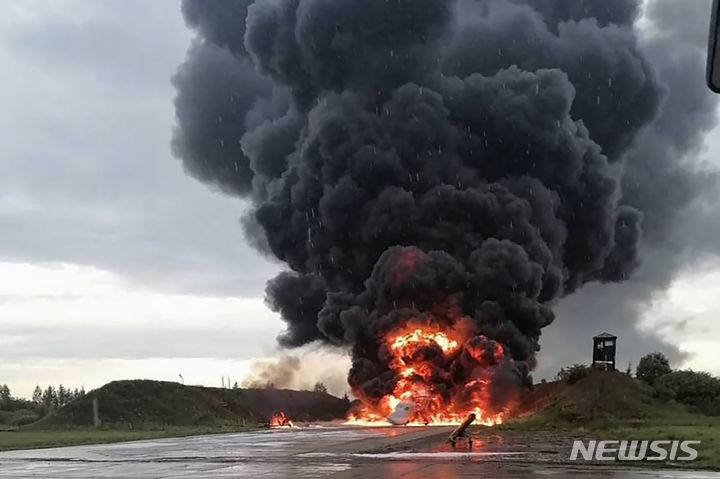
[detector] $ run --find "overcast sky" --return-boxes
[1,0,719,398]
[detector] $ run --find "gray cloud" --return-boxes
[0,0,280,298]
[0,323,279,361]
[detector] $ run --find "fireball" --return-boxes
[346,318,511,427]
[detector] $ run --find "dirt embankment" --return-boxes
[514,371,684,426]
[30,380,350,428]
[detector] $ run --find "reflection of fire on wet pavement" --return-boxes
[413,429,585,465]
[0,427,709,478]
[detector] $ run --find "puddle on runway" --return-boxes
[298,451,528,459]
[354,451,529,460]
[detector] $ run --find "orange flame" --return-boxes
[269,411,294,428]
[345,321,509,427]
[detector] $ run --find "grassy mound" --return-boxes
[513,370,689,428]
[29,380,350,429]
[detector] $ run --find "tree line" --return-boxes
[32,385,86,410]
[0,384,86,411]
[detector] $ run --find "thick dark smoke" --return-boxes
[172,0,718,404]
[538,0,719,378]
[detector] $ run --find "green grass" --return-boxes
[490,372,720,470]
[0,425,259,452]
[0,379,348,452]
[605,422,720,470]
[493,411,720,470]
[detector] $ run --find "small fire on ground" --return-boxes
[269,411,294,428]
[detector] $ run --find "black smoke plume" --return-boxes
[536,0,719,376]
[172,0,717,407]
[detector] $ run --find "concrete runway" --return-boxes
[0,427,717,478]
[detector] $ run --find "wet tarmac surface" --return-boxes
[0,427,717,478]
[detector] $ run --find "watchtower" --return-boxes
[593,332,617,371]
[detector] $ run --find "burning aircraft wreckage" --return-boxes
[173,0,671,426]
